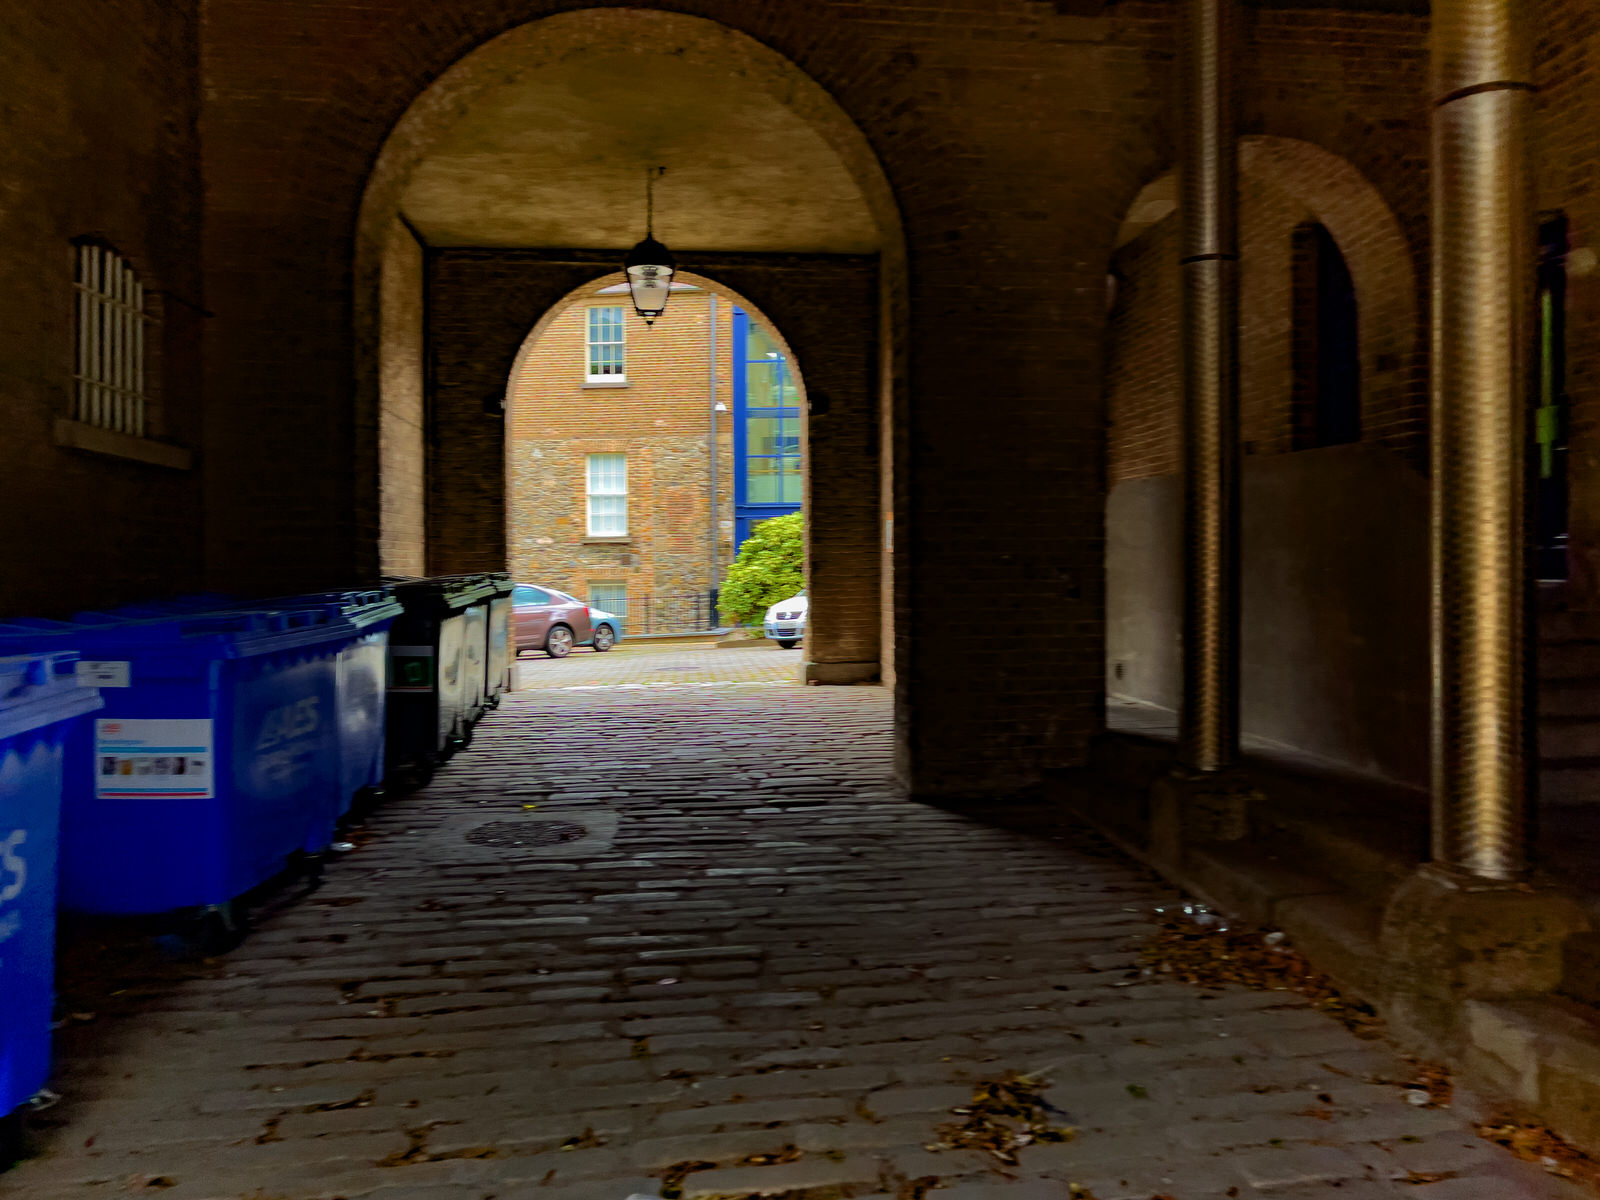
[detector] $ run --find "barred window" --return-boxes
[74,244,148,436]
[586,306,625,381]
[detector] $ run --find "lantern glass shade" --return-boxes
[624,235,676,324]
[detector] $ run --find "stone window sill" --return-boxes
[583,537,632,545]
[582,379,629,389]
[55,419,193,470]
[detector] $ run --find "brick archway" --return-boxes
[357,10,902,687]
[1108,135,1422,469]
[1103,134,1431,787]
[500,270,812,642]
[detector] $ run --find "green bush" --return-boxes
[718,512,804,626]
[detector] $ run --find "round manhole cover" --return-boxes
[465,820,588,849]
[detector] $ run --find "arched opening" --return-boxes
[356,7,904,690]
[1102,135,1428,786]
[501,270,809,657]
[1290,222,1362,451]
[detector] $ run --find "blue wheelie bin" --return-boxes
[0,608,346,943]
[0,653,103,1128]
[85,588,403,824]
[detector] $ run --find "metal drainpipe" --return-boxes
[708,293,720,592]
[1178,0,1242,773]
[1431,0,1535,880]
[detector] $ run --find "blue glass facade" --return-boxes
[732,307,802,548]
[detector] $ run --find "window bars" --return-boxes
[74,244,147,436]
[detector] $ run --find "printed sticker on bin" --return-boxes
[77,661,131,688]
[94,719,215,799]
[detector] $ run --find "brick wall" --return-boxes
[1109,170,1362,482]
[1535,0,1600,607]
[505,280,736,619]
[0,0,204,618]
[430,249,880,672]
[380,220,427,577]
[1108,141,1428,485]
[188,0,1474,797]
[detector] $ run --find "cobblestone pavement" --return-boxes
[3,669,1582,1199]
[513,641,801,690]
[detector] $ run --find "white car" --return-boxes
[763,593,808,649]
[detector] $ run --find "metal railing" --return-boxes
[595,591,720,637]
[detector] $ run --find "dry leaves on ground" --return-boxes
[925,1072,1075,1166]
[1402,1061,1453,1108]
[737,1145,803,1166]
[557,1127,606,1151]
[1139,904,1381,1036]
[1476,1116,1600,1187]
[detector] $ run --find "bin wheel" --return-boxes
[0,1111,23,1169]
[165,903,249,959]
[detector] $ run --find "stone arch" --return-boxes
[1107,134,1422,468]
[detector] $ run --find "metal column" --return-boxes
[1431,0,1535,880]
[1178,0,1242,773]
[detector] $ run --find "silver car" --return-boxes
[763,593,808,649]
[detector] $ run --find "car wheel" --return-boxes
[546,624,574,658]
[776,639,798,650]
[592,624,616,652]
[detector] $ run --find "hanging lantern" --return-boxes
[625,167,676,325]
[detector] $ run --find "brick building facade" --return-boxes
[505,273,801,631]
[0,0,1594,802]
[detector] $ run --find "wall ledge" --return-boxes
[54,419,193,471]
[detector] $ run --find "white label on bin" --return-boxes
[94,719,215,799]
[77,661,131,688]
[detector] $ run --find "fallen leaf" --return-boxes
[1475,1115,1600,1186]
[558,1127,606,1151]
[1139,908,1381,1036]
[737,1144,802,1166]
[927,1071,1076,1166]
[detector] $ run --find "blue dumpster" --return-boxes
[0,608,346,921]
[83,589,402,823]
[0,653,103,1122]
